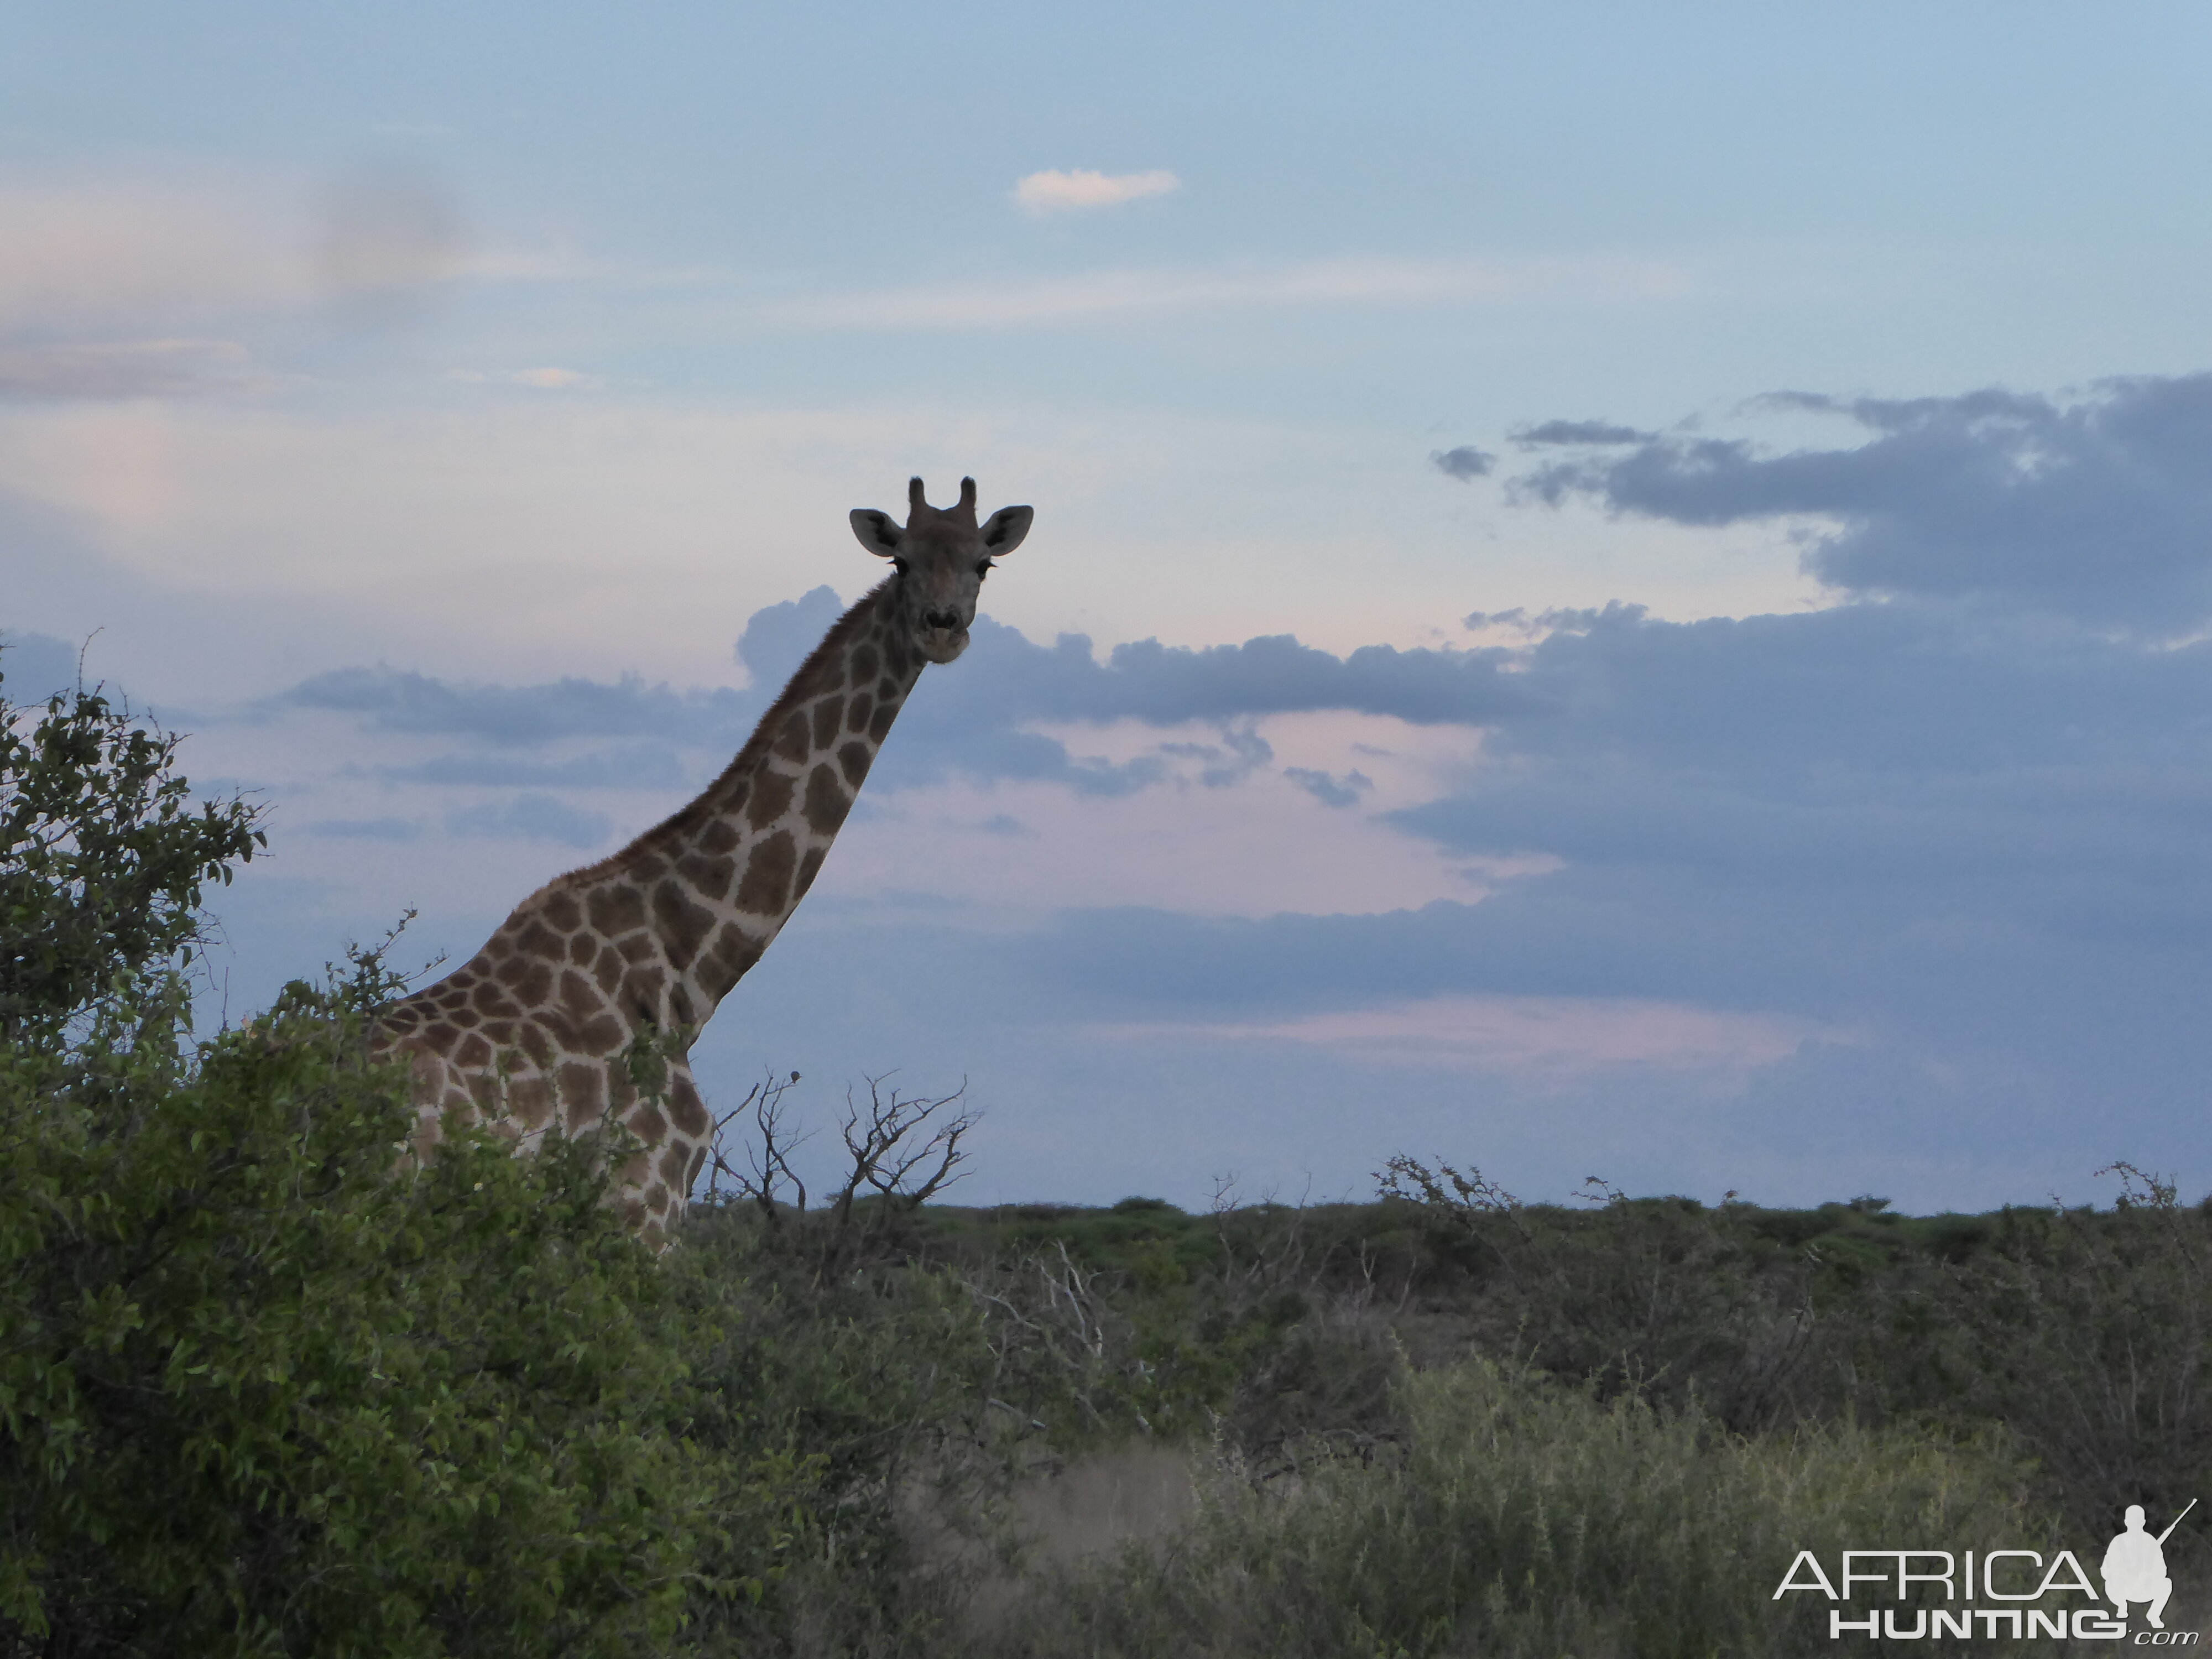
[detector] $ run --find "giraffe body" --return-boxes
[371,478,1032,1248]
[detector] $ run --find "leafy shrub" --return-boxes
[0,671,732,1656]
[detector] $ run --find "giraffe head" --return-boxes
[849,476,1034,665]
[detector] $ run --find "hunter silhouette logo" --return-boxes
[1775,1500,2200,1642]
[2105,1500,2194,1632]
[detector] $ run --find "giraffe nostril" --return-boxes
[925,609,961,630]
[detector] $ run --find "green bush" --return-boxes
[0,957,733,1656]
[0,671,740,1656]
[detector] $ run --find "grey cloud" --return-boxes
[858,617,1527,796]
[974,563,2212,1203]
[1376,600,2212,1035]
[0,339,261,401]
[378,747,690,790]
[313,161,466,321]
[735,585,849,690]
[936,620,1528,728]
[1285,766,1372,808]
[1512,419,1652,447]
[301,816,424,841]
[278,602,1530,808]
[1516,373,2212,634]
[1430,445,1495,480]
[282,665,755,748]
[445,793,612,849]
[0,630,84,702]
[1160,726,1273,789]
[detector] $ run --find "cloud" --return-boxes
[301,816,424,841]
[0,171,297,334]
[0,338,264,401]
[1138,993,1845,1080]
[939,620,1529,729]
[311,161,466,318]
[774,253,1693,330]
[447,367,594,391]
[1430,445,1495,481]
[377,748,690,790]
[274,603,1527,813]
[1515,373,2212,634]
[864,622,1527,797]
[0,630,83,702]
[1159,726,1273,789]
[1284,766,1372,808]
[445,792,613,849]
[1013,169,1181,213]
[1512,419,1652,446]
[1377,600,2212,1042]
[734,585,849,691]
[279,665,755,748]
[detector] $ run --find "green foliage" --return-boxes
[0,668,264,1046]
[0,956,717,1656]
[0,661,741,1656]
[663,1208,1005,1654]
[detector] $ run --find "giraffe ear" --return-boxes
[979,505,1033,555]
[850,509,904,558]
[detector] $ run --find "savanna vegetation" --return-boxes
[5,656,2206,1656]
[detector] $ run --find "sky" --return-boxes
[5,2,2211,1213]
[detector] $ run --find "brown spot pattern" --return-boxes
[657,1141,691,1188]
[671,1076,711,1138]
[676,853,736,900]
[746,768,795,829]
[795,844,827,900]
[588,885,646,936]
[735,828,795,915]
[558,1061,607,1119]
[654,880,716,969]
[813,693,845,749]
[699,924,762,999]
[804,764,851,834]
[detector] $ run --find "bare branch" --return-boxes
[829,1073,979,1225]
[698,1067,808,1222]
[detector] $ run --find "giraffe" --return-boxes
[371,477,1034,1249]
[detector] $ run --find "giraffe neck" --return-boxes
[551,579,923,1037]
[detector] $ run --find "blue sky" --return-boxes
[5,3,2211,1211]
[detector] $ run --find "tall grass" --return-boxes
[989,1357,2051,1659]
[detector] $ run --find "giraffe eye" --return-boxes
[893,557,910,576]
[974,559,993,577]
